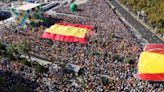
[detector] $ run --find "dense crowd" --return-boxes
[0,57,38,92]
[0,0,163,91]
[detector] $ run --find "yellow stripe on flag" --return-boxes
[138,51,164,74]
[45,24,89,38]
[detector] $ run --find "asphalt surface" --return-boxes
[109,0,164,43]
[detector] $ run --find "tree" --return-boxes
[136,0,147,10]
[20,58,31,67]
[147,10,158,26]
[17,40,32,62]
[156,28,164,34]
[119,0,127,5]
[34,63,46,74]
[6,43,17,61]
[128,0,137,7]
[156,18,164,28]
[6,43,15,55]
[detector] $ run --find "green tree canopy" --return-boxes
[34,63,46,73]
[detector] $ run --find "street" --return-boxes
[110,0,164,43]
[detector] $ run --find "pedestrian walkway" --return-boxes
[21,54,55,66]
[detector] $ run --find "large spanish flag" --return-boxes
[41,23,93,43]
[134,43,164,81]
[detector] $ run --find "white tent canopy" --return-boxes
[14,3,40,11]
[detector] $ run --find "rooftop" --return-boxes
[14,3,40,11]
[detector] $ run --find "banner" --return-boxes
[41,23,93,43]
[134,43,164,81]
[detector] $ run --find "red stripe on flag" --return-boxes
[57,22,93,30]
[41,32,86,44]
[144,43,164,54]
[137,73,164,81]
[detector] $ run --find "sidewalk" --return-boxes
[115,0,163,41]
[20,54,58,69]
